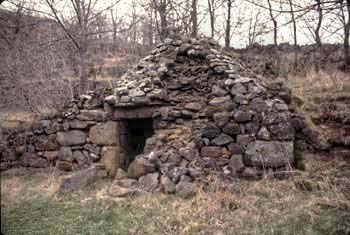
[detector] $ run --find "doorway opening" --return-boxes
[119,118,154,169]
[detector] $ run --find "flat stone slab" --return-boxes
[89,122,119,145]
[57,131,86,146]
[108,180,148,197]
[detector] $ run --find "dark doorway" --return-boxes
[120,118,154,169]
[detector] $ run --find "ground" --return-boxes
[1,154,349,235]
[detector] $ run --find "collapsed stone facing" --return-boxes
[0,36,326,196]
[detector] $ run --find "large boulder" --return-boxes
[89,122,119,145]
[127,158,156,179]
[244,141,294,168]
[57,131,86,146]
[100,146,120,179]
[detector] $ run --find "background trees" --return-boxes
[44,0,122,94]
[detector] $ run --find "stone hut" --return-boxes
[1,36,317,194]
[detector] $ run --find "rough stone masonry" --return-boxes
[0,35,327,196]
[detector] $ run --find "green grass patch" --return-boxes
[1,195,160,235]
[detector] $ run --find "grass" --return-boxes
[0,111,35,129]
[286,69,350,114]
[1,156,350,235]
[286,69,350,142]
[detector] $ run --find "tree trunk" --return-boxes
[77,0,88,95]
[191,0,198,37]
[79,33,88,95]
[111,10,117,42]
[267,0,277,46]
[287,0,298,68]
[159,4,168,39]
[208,0,215,38]
[288,0,297,46]
[315,0,322,47]
[149,10,154,45]
[344,0,350,72]
[345,26,350,72]
[113,24,117,41]
[225,0,232,49]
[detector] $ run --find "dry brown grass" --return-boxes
[2,155,349,235]
[0,111,35,129]
[287,69,350,110]
[286,69,350,140]
[1,167,63,202]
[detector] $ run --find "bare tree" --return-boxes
[207,0,222,38]
[152,0,171,39]
[130,0,139,43]
[248,10,256,45]
[44,0,119,94]
[287,0,297,46]
[146,5,155,45]
[111,8,123,42]
[338,0,350,71]
[267,0,278,45]
[314,0,323,46]
[45,0,87,94]
[248,8,267,45]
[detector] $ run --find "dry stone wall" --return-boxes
[0,93,123,175]
[0,36,329,196]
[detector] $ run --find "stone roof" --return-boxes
[105,36,272,109]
